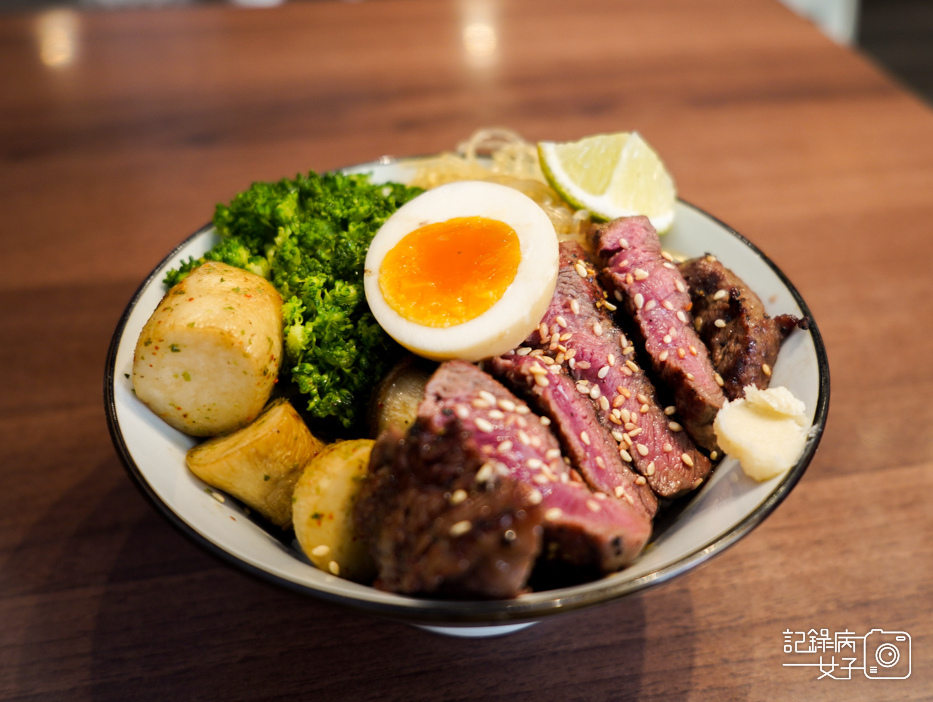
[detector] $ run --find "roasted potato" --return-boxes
[133,261,283,436]
[186,399,325,528]
[293,439,376,582]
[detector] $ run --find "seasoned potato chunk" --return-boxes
[133,261,283,436]
[186,399,325,528]
[293,439,376,582]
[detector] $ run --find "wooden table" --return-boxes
[2,0,931,699]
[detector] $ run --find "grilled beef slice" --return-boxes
[489,352,658,517]
[593,216,726,453]
[356,361,652,596]
[678,254,807,400]
[524,242,710,498]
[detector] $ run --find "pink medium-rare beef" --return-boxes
[420,361,652,571]
[357,424,545,599]
[524,242,710,498]
[488,352,658,518]
[593,216,726,453]
[678,254,808,401]
[356,361,653,594]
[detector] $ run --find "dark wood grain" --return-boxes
[2,0,932,699]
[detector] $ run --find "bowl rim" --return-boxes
[104,165,830,625]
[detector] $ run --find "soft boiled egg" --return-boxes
[364,180,559,361]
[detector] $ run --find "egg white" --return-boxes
[364,180,559,361]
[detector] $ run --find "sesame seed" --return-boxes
[663,334,672,344]
[455,405,470,420]
[470,398,489,410]
[533,474,550,485]
[634,293,645,309]
[479,390,496,405]
[682,453,695,467]
[517,430,531,445]
[545,507,563,521]
[498,398,516,412]
[662,300,674,311]
[575,262,588,278]
[619,408,631,421]
[634,268,649,281]
[659,350,669,361]
[677,310,688,323]
[714,319,727,328]
[594,365,610,381]
[626,273,634,285]
[625,360,639,372]
[686,373,694,380]
[450,520,473,537]
[612,395,625,408]
[539,322,549,338]
[328,561,340,575]
[609,412,622,425]
[580,431,591,446]
[529,489,543,504]
[646,461,656,476]
[529,363,547,375]
[629,426,642,437]
[527,458,543,469]
[669,421,682,432]
[664,405,676,415]
[714,372,724,386]
[663,262,677,270]
[498,440,513,452]
[546,448,561,459]
[539,355,555,365]
[589,386,601,400]
[711,451,719,461]
[622,434,634,447]
[614,289,623,302]
[476,463,495,482]
[636,443,649,456]
[488,409,505,420]
[622,345,635,355]
[568,358,576,370]
[762,363,772,377]
[516,404,531,414]
[311,545,330,557]
[593,322,603,336]
[645,299,657,311]
[675,280,686,293]
[555,315,568,328]
[620,449,633,462]
[678,348,686,359]
[576,383,589,395]
[535,374,550,387]
[540,416,551,426]
[604,300,617,311]
[450,489,468,505]
[663,442,673,453]
[586,499,600,513]
[619,238,630,248]
[694,318,703,331]
[599,396,610,411]
[636,475,648,486]
[475,417,494,432]
[560,332,573,341]
[611,430,625,442]
[516,346,532,356]
[661,251,674,262]
[570,299,580,314]
[689,345,698,356]
[714,289,728,300]
[607,353,616,366]
[614,486,625,498]
[211,491,226,504]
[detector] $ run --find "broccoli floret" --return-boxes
[165,170,422,429]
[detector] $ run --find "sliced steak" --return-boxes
[489,352,658,518]
[357,424,545,599]
[679,254,808,400]
[357,361,652,596]
[593,216,726,453]
[524,241,710,498]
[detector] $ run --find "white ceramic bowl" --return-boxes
[105,158,829,636]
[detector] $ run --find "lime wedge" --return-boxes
[538,132,677,232]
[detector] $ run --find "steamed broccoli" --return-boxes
[166,171,423,429]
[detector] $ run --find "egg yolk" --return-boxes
[378,216,521,328]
